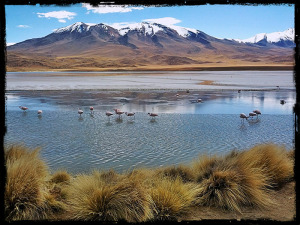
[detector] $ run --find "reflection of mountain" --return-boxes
[7,22,294,71]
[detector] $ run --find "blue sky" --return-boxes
[5,3,294,45]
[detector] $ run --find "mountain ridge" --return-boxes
[7,22,294,71]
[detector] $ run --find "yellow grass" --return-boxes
[155,165,195,183]
[236,144,294,187]
[50,170,71,184]
[4,145,50,221]
[66,171,154,222]
[150,177,200,220]
[4,143,295,221]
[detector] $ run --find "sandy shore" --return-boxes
[6,70,295,91]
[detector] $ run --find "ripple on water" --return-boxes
[4,110,294,174]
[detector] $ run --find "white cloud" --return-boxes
[17,25,30,28]
[82,3,144,14]
[7,43,16,46]
[37,11,76,23]
[143,17,181,26]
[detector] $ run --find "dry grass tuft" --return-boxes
[150,177,200,220]
[237,144,294,187]
[192,154,222,183]
[155,165,195,183]
[195,165,273,212]
[4,145,50,221]
[50,170,71,184]
[67,172,154,222]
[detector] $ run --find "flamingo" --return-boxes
[37,110,42,115]
[19,106,28,111]
[105,111,113,120]
[148,112,158,119]
[176,94,179,97]
[248,112,257,119]
[125,112,135,119]
[90,106,94,114]
[240,113,248,122]
[253,109,261,118]
[197,99,202,103]
[114,109,124,118]
[78,108,83,116]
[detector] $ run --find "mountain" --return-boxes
[7,22,294,71]
[233,28,295,47]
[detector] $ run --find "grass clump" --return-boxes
[4,145,50,221]
[195,164,272,212]
[50,170,71,184]
[237,144,294,188]
[155,165,195,183]
[150,177,200,220]
[67,171,154,222]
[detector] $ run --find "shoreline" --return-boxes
[6,65,294,73]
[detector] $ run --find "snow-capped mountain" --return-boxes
[7,22,294,71]
[52,21,203,38]
[234,28,295,47]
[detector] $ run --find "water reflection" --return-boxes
[105,121,113,126]
[247,119,261,126]
[239,123,247,131]
[149,119,158,123]
[78,117,84,122]
[115,118,123,123]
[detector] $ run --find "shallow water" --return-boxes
[4,89,295,174]
[6,70,295,90]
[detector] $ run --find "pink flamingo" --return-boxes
[148,112,158,119]
[253,109,261,118]
[78,108,83,116]
[19,106,28,111]
[105,111,113,120]
[90,106,94,114]
[37,110,42,115]
[248,112,257,119]
[114,109,124,118]
[240,113,248,122]
[125,112,135,119]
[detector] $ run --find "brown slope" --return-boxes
[6,23,294,71]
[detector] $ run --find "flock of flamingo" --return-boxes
[18,106,159,120]
[20,104,261,123]
[240,109,261,122]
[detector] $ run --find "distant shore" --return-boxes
[6,65,294,73]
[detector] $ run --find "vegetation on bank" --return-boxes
[4,143,294,222]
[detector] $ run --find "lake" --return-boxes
[4,71,296,174]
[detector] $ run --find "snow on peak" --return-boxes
[113,21,199,37]
[234,28,294,44]
[116,22,164,36]
[53,22,92,33]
